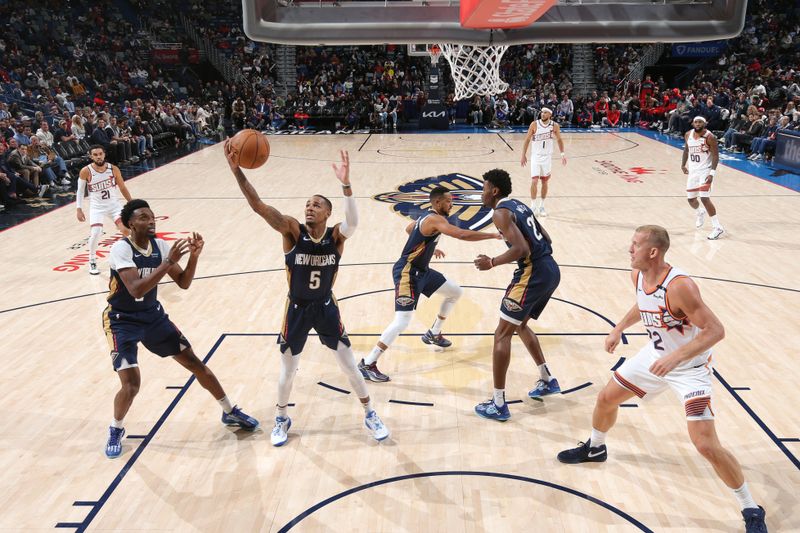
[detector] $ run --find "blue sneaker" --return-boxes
[421,330,452,348]
[742,506,768,533]
[474,399,511,421]
[105,427,125,458]
[528,378,561,398]
[221,406,259,431]
[270,416,291,446]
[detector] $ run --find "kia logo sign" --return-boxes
[422,111,446,118]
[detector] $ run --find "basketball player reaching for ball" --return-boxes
[225,142,389,446]
[77,145,133,275]
[683,116,724,240]
[103,199,259,458]
[557,226,767,533]
[473,169,563,421]
[358,186,501,382]
[520,108,566,217]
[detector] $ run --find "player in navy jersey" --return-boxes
[359,186,500,382]
[103,199,258,458]
[226,141,389,447]
[473,169,563,421]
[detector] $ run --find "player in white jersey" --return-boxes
[683,116,724,240]
[520,107,566,217]
[557,226,767,533]
[77,144,132,275]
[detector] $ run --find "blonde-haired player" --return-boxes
[77,144,132,275]
[520,107,566,217]
[683,116,724,240]
[557,225,767,532]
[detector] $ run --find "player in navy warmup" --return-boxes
[103,199,258,458]
[473,169,562,421]
[226,142,389,446]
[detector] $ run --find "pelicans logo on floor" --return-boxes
[374,173,493,230]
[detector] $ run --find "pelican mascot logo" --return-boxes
[373,173,493,230]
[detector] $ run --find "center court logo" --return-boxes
[373,173,493,230]
[592,160,667,183]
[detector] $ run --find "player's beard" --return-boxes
[693,126,704,133]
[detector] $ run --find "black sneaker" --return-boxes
[421,330,452,348]
[358,359,390,382]
[742,506,767,533]
[557,440,607,464]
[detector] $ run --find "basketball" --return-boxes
[230,129,270,169]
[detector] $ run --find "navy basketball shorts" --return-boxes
[103,305,191,371]
[278,295,351,355]
[499,255,561,325]
[392,264,447,311]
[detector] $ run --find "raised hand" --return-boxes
[167,238,190,264]
[224,139,239,172]
[188,232,204,257]
[332,150,350,186]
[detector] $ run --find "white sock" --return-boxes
[531,200,537,210]
[695,206,705,215]
[590,427,606,448]
[493,388,505,407]
[430,317,445,335]
[111,418,124,429]
[538,363,553,381]
[733,482,758,510]
[364,346,384,366]
[540,199,545,208]
[275,404,288,418]
[362,399,373,414]
[217,395,233,414]
[711,215,722,229]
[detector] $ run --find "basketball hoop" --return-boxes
[437,43,509,101]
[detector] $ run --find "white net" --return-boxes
[437,44,509,101]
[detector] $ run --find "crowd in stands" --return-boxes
[2,0,798,212]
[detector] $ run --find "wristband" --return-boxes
[489,257,495,268]
[561,153,566,157]
[709,169,716,176]
[342,184,352,189]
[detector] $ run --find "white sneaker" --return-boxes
[707,227,724,240]
[538,206,547,217]
[365,410,389,441]
[695,210,706,229]
[38,184,49,198]
[270,416,291,446]
[89,261,100,275]
[60,177,71,185]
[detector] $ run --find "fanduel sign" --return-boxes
[671,42,727,57]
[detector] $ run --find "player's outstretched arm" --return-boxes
[425,215,501,242]
[113,166,132,202]
[76,167,88,222]
[649,277,724,377]
[331,150,357,241]
[224,139,300,241]
[473,209,527,270]
[116,239,190,299]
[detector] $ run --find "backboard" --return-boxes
[242,0,748,46]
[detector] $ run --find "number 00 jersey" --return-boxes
[285,225,340,302]
[637,266,711,370]
[685,130,713,174]
[495,198,553,266]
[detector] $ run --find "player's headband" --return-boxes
[541,107,553,115]
[693,116,707,123]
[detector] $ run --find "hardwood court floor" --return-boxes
[0,132,797,532]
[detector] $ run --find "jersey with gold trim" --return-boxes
[637,266,711,369]
[107,237,167,312]
[394,213,441,272]
[495,198,552,266]
[285,225,340,301]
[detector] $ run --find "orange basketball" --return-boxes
[230,129,270,169]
